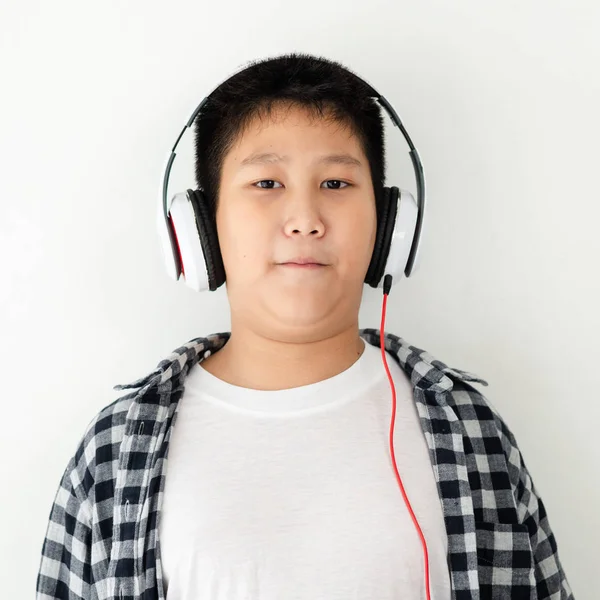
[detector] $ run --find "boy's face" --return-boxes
[216,102,377,339]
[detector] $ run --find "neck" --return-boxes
[201,322,366,391]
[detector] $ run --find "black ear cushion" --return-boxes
[365,186,398,288]
[364,186,388,286]
[374,186,399,286]
[187,189,226,291]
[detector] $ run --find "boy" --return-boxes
[36,53,574,599]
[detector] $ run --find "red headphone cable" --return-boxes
[381,274,431,600]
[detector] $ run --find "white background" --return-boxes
[1,1,597,598]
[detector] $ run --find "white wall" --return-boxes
[1,1,597,597]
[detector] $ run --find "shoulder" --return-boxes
[69,392,136,502]
[445,377,527,491]
[446,376,513,442]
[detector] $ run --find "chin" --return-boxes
[274,299,336,324]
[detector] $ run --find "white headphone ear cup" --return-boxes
[381,188,418,288]
[408,199,425,275]
[157,190,180,282]
[168,192,211,292]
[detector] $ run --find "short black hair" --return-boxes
[193,52,387,219]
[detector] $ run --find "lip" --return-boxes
[279,257,327,266]
[280,263,325,269]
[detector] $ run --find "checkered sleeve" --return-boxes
[503,424,575,599]
[36,451,94,599]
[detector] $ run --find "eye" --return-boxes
[322,180,350,189]
[252,179,351,189]
[253,180,283,189]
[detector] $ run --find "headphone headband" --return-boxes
[160,58,426,279]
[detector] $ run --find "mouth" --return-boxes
[279,263,326,269]
[281,263,325,269]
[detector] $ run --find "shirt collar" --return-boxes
[113,329,488,403]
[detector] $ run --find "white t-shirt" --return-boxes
[159,339,452,600]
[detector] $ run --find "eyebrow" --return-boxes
[238,152,363,169]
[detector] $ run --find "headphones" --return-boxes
[157,60,426,293]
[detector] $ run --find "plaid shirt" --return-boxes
[36,329,574,600]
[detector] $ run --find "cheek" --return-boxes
[342,208,377,264]
[217,211,269,276]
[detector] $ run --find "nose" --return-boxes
[282,188,325,238]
